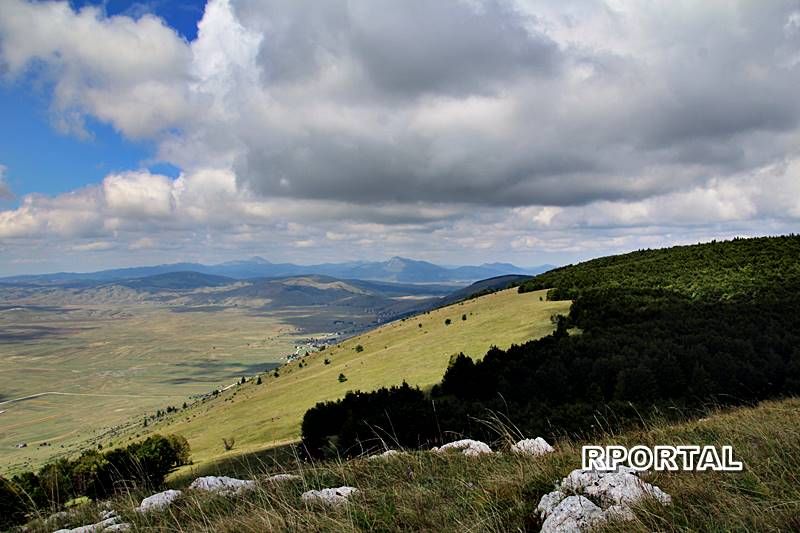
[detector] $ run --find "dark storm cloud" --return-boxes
[221,0,800,209]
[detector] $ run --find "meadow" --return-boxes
[0,303,301,473]
[141,288,569,471]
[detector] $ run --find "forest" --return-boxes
[301,236,800,457]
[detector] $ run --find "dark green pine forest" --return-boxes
[301,235,800,457]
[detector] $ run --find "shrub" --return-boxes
[444,318,452,325]
[0,476,29,529]
[7,434,191,516]
[355,344,364,353]
[338,373,348,383]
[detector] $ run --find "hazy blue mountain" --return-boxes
[0,257,554,285]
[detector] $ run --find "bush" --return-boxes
[338,373,348,383]
[355,344,364,353]
[0,476,30,529]
[444,318,452,325]
[7,434,191,518]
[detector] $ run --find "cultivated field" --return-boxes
[146,288,570,471]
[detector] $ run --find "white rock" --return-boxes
[540,495,604,533]
[511,437,554,457]
[266,473,301,482]
[99,510,118,521]
[368,449,403,460]
[561,468,671,507]
[104,524,131,532]
[603,504,637,522]
[137,489,182,512]
[301,486,359,507]
[434,439,492,457]
[536,490,566,518]
[189,475,256,495]
[52,515,123,533]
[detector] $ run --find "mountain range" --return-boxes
[0,257,554,285]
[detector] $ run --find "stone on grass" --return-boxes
[536,490,566,518]
[266,473,301,482]
[189,475,257,495]
[137,489,182,513]
[52,511,130,533]
[433,439,492,457]
[561,468,671,507]
[511,437,554,457]
[301,486,359,507]
[540,495,604,533]
[536,467,672,531]
[368,449,403,460]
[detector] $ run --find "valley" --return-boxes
[0,273,460,472]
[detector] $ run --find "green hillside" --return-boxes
[143,288,570,469]
[303,235,800,458]
[519,234,800,300]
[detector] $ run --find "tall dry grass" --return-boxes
[19,398,800,532]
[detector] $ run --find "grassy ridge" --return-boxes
[520,235,800,300]
[146,289,569,470]
[25,398,800,532]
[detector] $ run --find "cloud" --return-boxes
[1,0,800,272]
[71,241,116,252]
[0,0,193,137]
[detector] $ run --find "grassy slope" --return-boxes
[30,398,800,532]
[148,288,570,470]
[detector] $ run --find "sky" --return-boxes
[0,0,799,275]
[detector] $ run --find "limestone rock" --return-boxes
[301,486,359,507]
[561,468,671,507]
[511,437,554,457]
[189,475,257,495]
[266,473,301,482]
[137,489,182,512]
[540,495,604,533]
[434,439,492,457]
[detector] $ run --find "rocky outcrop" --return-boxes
[433,439,492,457]
[540,495,604,533]
[137,489,182,513]
[301,486,359,507]
[560,467,672,507]
[511,437,554,457]
[369,449,404,460]
[536,467,671,532]
[266,473,301,482]
[189,476,256,495]
[52,510,130,533]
